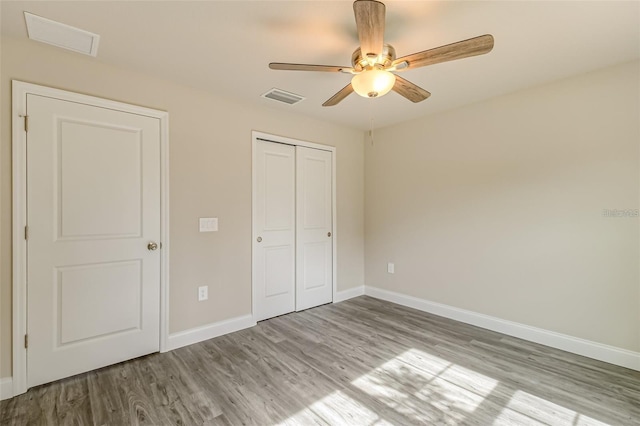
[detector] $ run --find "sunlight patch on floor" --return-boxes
[277,390,392,426]
[350,348,499,423]
[493,390,612,426]
[279,348,616,425]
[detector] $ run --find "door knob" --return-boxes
[147,241,159,251]
[257,236,262,243]
[327,232,332,237]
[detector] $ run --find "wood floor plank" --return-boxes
[87,368,128,425]
[54,375,93,426]
[2,296,639,425]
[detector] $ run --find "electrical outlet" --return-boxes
[198,285,208,301]
[387,262,395,274]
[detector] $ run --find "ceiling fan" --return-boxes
[269,0,494,107]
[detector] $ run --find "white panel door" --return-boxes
[296,146,333,311]
[253,140,296,321]
[27,94,161,387]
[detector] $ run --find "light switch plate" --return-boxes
[199,217,218,232]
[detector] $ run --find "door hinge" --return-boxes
[24,334,28,349]
[24,226,28,240]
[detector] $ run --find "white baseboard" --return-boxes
[334,285,365,303]
[1,377,13,401]
[365,286,640,372]
[166,314,256,352]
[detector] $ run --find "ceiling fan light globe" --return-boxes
[351,69,396,99]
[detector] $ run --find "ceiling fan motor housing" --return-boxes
[352,44,396,71]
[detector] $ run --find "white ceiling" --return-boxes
[2,1,639,130]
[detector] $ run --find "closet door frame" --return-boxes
[251,131,337,320]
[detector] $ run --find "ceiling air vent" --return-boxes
[24,12,100,57]
[261,88,305,105]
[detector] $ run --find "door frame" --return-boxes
[11,81,170,397]
[251,131,337,320]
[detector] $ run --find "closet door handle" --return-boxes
[257,236,262,243]
[327,232,332,237]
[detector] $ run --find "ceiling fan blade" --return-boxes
[392,75,431,103]
[353,0,385,58]
[322,83,354,107]
[392,34,494,70]
[269,63,351,73]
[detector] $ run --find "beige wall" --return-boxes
[365,60,640,352]
[0,37,365,378]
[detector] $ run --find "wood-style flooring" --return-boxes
[1,296,639,425]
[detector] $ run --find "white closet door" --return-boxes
[296,146,333,311]
[253,140,296,321]
[27,94,161,387]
